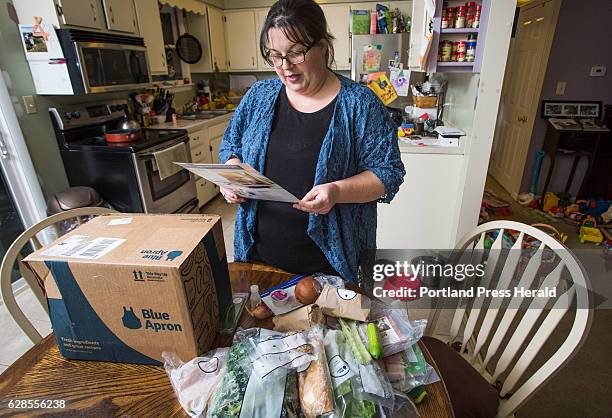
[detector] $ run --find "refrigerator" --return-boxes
[351,33,423,111]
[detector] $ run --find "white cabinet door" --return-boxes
[256,8,274,71]
[134,0,167,75]
[57,0,104,30]
[208,6,228,71]
[186,12,213,73]
[224,11,258,70]
[208,120,228,192]
[103,0,137,33]
[321,4,351,70]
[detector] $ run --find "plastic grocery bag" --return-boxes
[163,348,229,418]
[383,344,441,392]
[368,301,427,358]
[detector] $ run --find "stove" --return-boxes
[50,100,198,214]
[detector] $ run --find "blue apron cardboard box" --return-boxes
[23,214,231,364]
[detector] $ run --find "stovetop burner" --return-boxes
[67,129,186,153]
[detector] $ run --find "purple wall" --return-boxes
[520,0,612,196]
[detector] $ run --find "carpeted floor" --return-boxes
[485,176,611,417]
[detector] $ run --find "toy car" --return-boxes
[579,226,603,245]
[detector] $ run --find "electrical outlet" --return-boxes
[22,95,37,114]
[555,81,566,95]
[590,65,606,77]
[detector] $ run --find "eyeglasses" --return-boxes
[266,45,313,67]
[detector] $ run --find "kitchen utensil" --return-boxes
[105,128,141,143]
[175,34,203,64]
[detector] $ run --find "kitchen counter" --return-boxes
[149,113,234,133]
[397,136,466,155]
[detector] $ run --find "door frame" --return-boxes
[0,75,47,229]
[489,0,562,198]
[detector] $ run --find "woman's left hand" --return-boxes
[293,183,340,215]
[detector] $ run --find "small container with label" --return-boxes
[446,7,455,28]
[473,5,481,28]
[457,50,466,62]
[451,42,458,61]
[466,41,477,62]
[457,41,467,54]
[439,40,452,61]
[441,15,449,29]
[455,6,466,28]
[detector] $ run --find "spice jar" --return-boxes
[473,5,481,28]
[455,6,466,28]
[447,7,455,28]
[457,41,467,53]
[441,15,449,29]
[451,42,458,61]
[457,50,466,62]
[440,40,452,61]
[466,41,477,62]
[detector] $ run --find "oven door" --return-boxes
[75,42,151,93]
[133,137,197,213]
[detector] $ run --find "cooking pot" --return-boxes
[105,128,141,143]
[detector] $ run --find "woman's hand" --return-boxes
[293,183,340,215]
[220,157,246,204]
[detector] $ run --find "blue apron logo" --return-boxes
[122,306,142,329]
[166,250,183,261]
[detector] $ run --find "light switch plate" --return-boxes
[590,65,606,77]
[555,81,566,95]
[22,95,37,114]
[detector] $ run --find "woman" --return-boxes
[219,0,405,283]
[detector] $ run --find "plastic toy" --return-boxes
[564,204,580,216]
[581,215,598,228]
[579,226,603,245]
[564,211,584,226]
[548,206,564,218]
[542,192,559,212]
[557,192,572,208]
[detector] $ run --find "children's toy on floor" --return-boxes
[542,192,559,213]
[579,226,603,245]
[548,206,564,218]
[482,189,512,217]
[601,227,612,258]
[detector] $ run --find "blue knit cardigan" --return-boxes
[219,74,405,282]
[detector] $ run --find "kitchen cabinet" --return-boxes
[256,8,274,71]
[186,12,213,73]
[224,10,258,70]
[134,0,167,75]
[320,4,351,70]
[102,0,138,34]
[56,0,104,30]
[208,6,228,71]
[189,128,216,206]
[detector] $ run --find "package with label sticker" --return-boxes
[273,304,325,332]
[315,284,371,322]
[23,214,231,364]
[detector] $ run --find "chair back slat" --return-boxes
[460,230,505,354]
[490,260,565,382]
[473,232,524,365]
[30,235,43,250]
[449,243,482,342]
[500,286,575,396]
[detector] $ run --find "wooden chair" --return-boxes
[0,207,116,343]
[425,220,592,418]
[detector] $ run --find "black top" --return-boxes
[250,86,338,275]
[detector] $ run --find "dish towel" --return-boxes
[153,142,188,181]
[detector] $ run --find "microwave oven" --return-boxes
[53,29,152,94]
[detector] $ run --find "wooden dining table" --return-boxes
[0,262,453,417]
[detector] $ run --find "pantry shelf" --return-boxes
[436,61,475,66]
[440,28,479,34]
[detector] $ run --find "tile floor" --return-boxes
[0,195,237,374]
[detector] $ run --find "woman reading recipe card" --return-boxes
[219,0,405,282]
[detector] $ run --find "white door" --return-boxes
[57,0,104,30]
[225,11,258,70]
[256,8,274,70]
[208,6,228,71]
[321,4,351,70]
[489,1,559,197]
[134,0,167,75]
[103,0,138,33]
